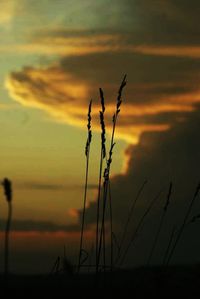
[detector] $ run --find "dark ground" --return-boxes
[1,265,200,297]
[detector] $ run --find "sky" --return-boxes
[1,0,200,273]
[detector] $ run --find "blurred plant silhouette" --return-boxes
[2,178,13,277]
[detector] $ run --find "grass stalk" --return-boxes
[165,182,200,265]
[118,189,163,267]
[78,100,92,273]
[96,89,106,274]
[116,180,147,264]
[108,180,113,272]
[97,75,127,273]
[162,226,177,266]
[146,182,172,266]
[2,178,13,277]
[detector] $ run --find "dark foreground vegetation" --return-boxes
[1,77,200,298]
[1,266,200,297]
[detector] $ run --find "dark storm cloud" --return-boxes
[84,105,200,222]
[80,106,200,265]
[60,52,199,83]
[118,110,189,126]
[123,0,200,45]
[32,0,200,46]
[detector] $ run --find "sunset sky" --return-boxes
[1,0,200,273]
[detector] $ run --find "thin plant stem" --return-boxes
[97,180,108,273]
[96,149,103,274]
[108,180,113,272]
[5,201,12,277]
[2,178,13,278]
[97,75,126,272]
[50,256,60,275]
[78,149,90,272]
[116,180,147,264]
[112,232,120,261]
[96,88,106,275]
[103,218,106,274]
[162,226,177,266]
[165,182,200,265]
[146,211,165,266]
[146,182,172,266]
[118,189,163,267]
[78,100,92,273]
[88,244,94,273]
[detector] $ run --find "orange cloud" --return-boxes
[6,66,89,126]
[6,62,200,144]
[2,42,200,59]
[134,45,200,59]
[0,32,123,56]
[1,26,200,59]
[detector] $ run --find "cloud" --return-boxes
[23,0,200,55]
[124,0,200,46]
[80,106,200,265]
[134,45,200,59]
[2,4,200,59]
[6,50,200,143]
[2,31,200,59]
[0,31,122,56]
[1,1,200,54]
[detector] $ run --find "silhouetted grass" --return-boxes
[116,180,147,264]
[96,88,106,274]
[3,75,200,295]
[166,182,200,265]
[97,75,126,273]
[118,189,163,267]
[163,226,176,265]
[2,178,13,277]
[50,256,60,274]
[78,100,92,273]
[108,180,113,272]
[147,182,172,266]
